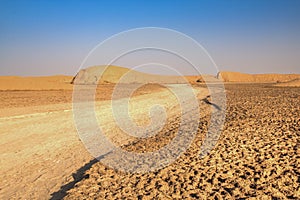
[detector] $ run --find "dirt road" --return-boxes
[0,84,209,199]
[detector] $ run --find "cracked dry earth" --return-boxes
[65,84,300,199]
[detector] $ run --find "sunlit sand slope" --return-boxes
[0,76,73,90]
[72,65,210,84]
[218,71,300,83]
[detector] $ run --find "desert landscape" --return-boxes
[1,1,300,199]
[0,65,299,199]
[66,83,300,199]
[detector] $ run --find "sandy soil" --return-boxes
[218,71,300,83]
[0,83,207,199]
[0,76,73,90]
[1,82,299,199]
[274,79,300,87]
[65,84,300,199]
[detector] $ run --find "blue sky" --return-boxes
[0,0,299,76]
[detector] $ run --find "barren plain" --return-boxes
[66,84,300,199]
[0,82,299,199]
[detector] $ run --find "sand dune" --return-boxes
[0,75,73,90]
[218,71,300,83]
[5,66,299,92]
[72,65,206,84]
[0,66,208,91]
[1,68,299,91]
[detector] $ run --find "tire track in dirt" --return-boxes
[0,84,208,199]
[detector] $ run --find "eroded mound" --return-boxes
[71,65,208,84]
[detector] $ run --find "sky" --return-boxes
[0,0,299,76]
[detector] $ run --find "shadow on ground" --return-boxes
[202,95,221,111]
[51,96,220,199]
[50,159,98,200]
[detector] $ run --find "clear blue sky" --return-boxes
[0,0,299,76]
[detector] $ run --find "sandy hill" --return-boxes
[274,78,300,87]
[218,71,300,83]
[0,75,73,90]
[72,65,209,84]
[2,67,298,90]
[0,66,215,90]
[72,65,141,84]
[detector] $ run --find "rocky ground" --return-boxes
[65,84,300,199]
